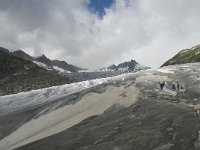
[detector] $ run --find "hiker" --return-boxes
[172,82,176,90]
[159,82,165,90]
[193,99,198,107]
[177,83,180,90]
[196,109,200,119]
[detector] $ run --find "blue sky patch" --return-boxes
[88,0,114,17]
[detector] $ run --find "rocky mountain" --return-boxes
[162,44,200,66]
[102,59,150,72]
[11,49,83,73]
[0,62,200,150]
[0,48,73,96]
[12,50,33,60]
[35,54,53,66]
[0,47,150,95]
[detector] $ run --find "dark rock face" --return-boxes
[162,45,200,67]
[0,47,9,53]
[0,49,36,79]
[0,49,72,96]
[118,59,138,70]
[10,48,83,73]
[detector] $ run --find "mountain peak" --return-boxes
[131,59,137,63]
[12,49,33,60]
[36,54,53,66]
[41,54,47,58]
[104,59,149,72]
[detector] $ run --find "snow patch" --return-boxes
[33,61,52,70]
[53,66,65,73]
[24,66,29,69]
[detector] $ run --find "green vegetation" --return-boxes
[162,45,200,67]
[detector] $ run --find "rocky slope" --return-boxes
[0,49,72,96]
[12,49,83,73]
[0,62,200,150]
[162,45,200,66]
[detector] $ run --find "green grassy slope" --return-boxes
[162,45,200,67]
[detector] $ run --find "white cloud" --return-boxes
[0,0,200,69]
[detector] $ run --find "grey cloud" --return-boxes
[0,0,200,68]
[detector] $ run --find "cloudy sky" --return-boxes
[0,0,200,69]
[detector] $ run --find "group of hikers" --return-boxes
[157,81,200,119]
[193,99,200,119]
[158,81,184,91]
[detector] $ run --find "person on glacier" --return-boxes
[196,109,200,119]
[158,82,165,90]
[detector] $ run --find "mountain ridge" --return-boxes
[102,59,150,72]
[162,44,200,67]
[11,49,83,73]
[0,48,73,96]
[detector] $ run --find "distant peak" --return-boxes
[131,59,137,62]
[15,49,26,54]
[37,54,49,60]
[35,54,53,66]
[41,54,47,58]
